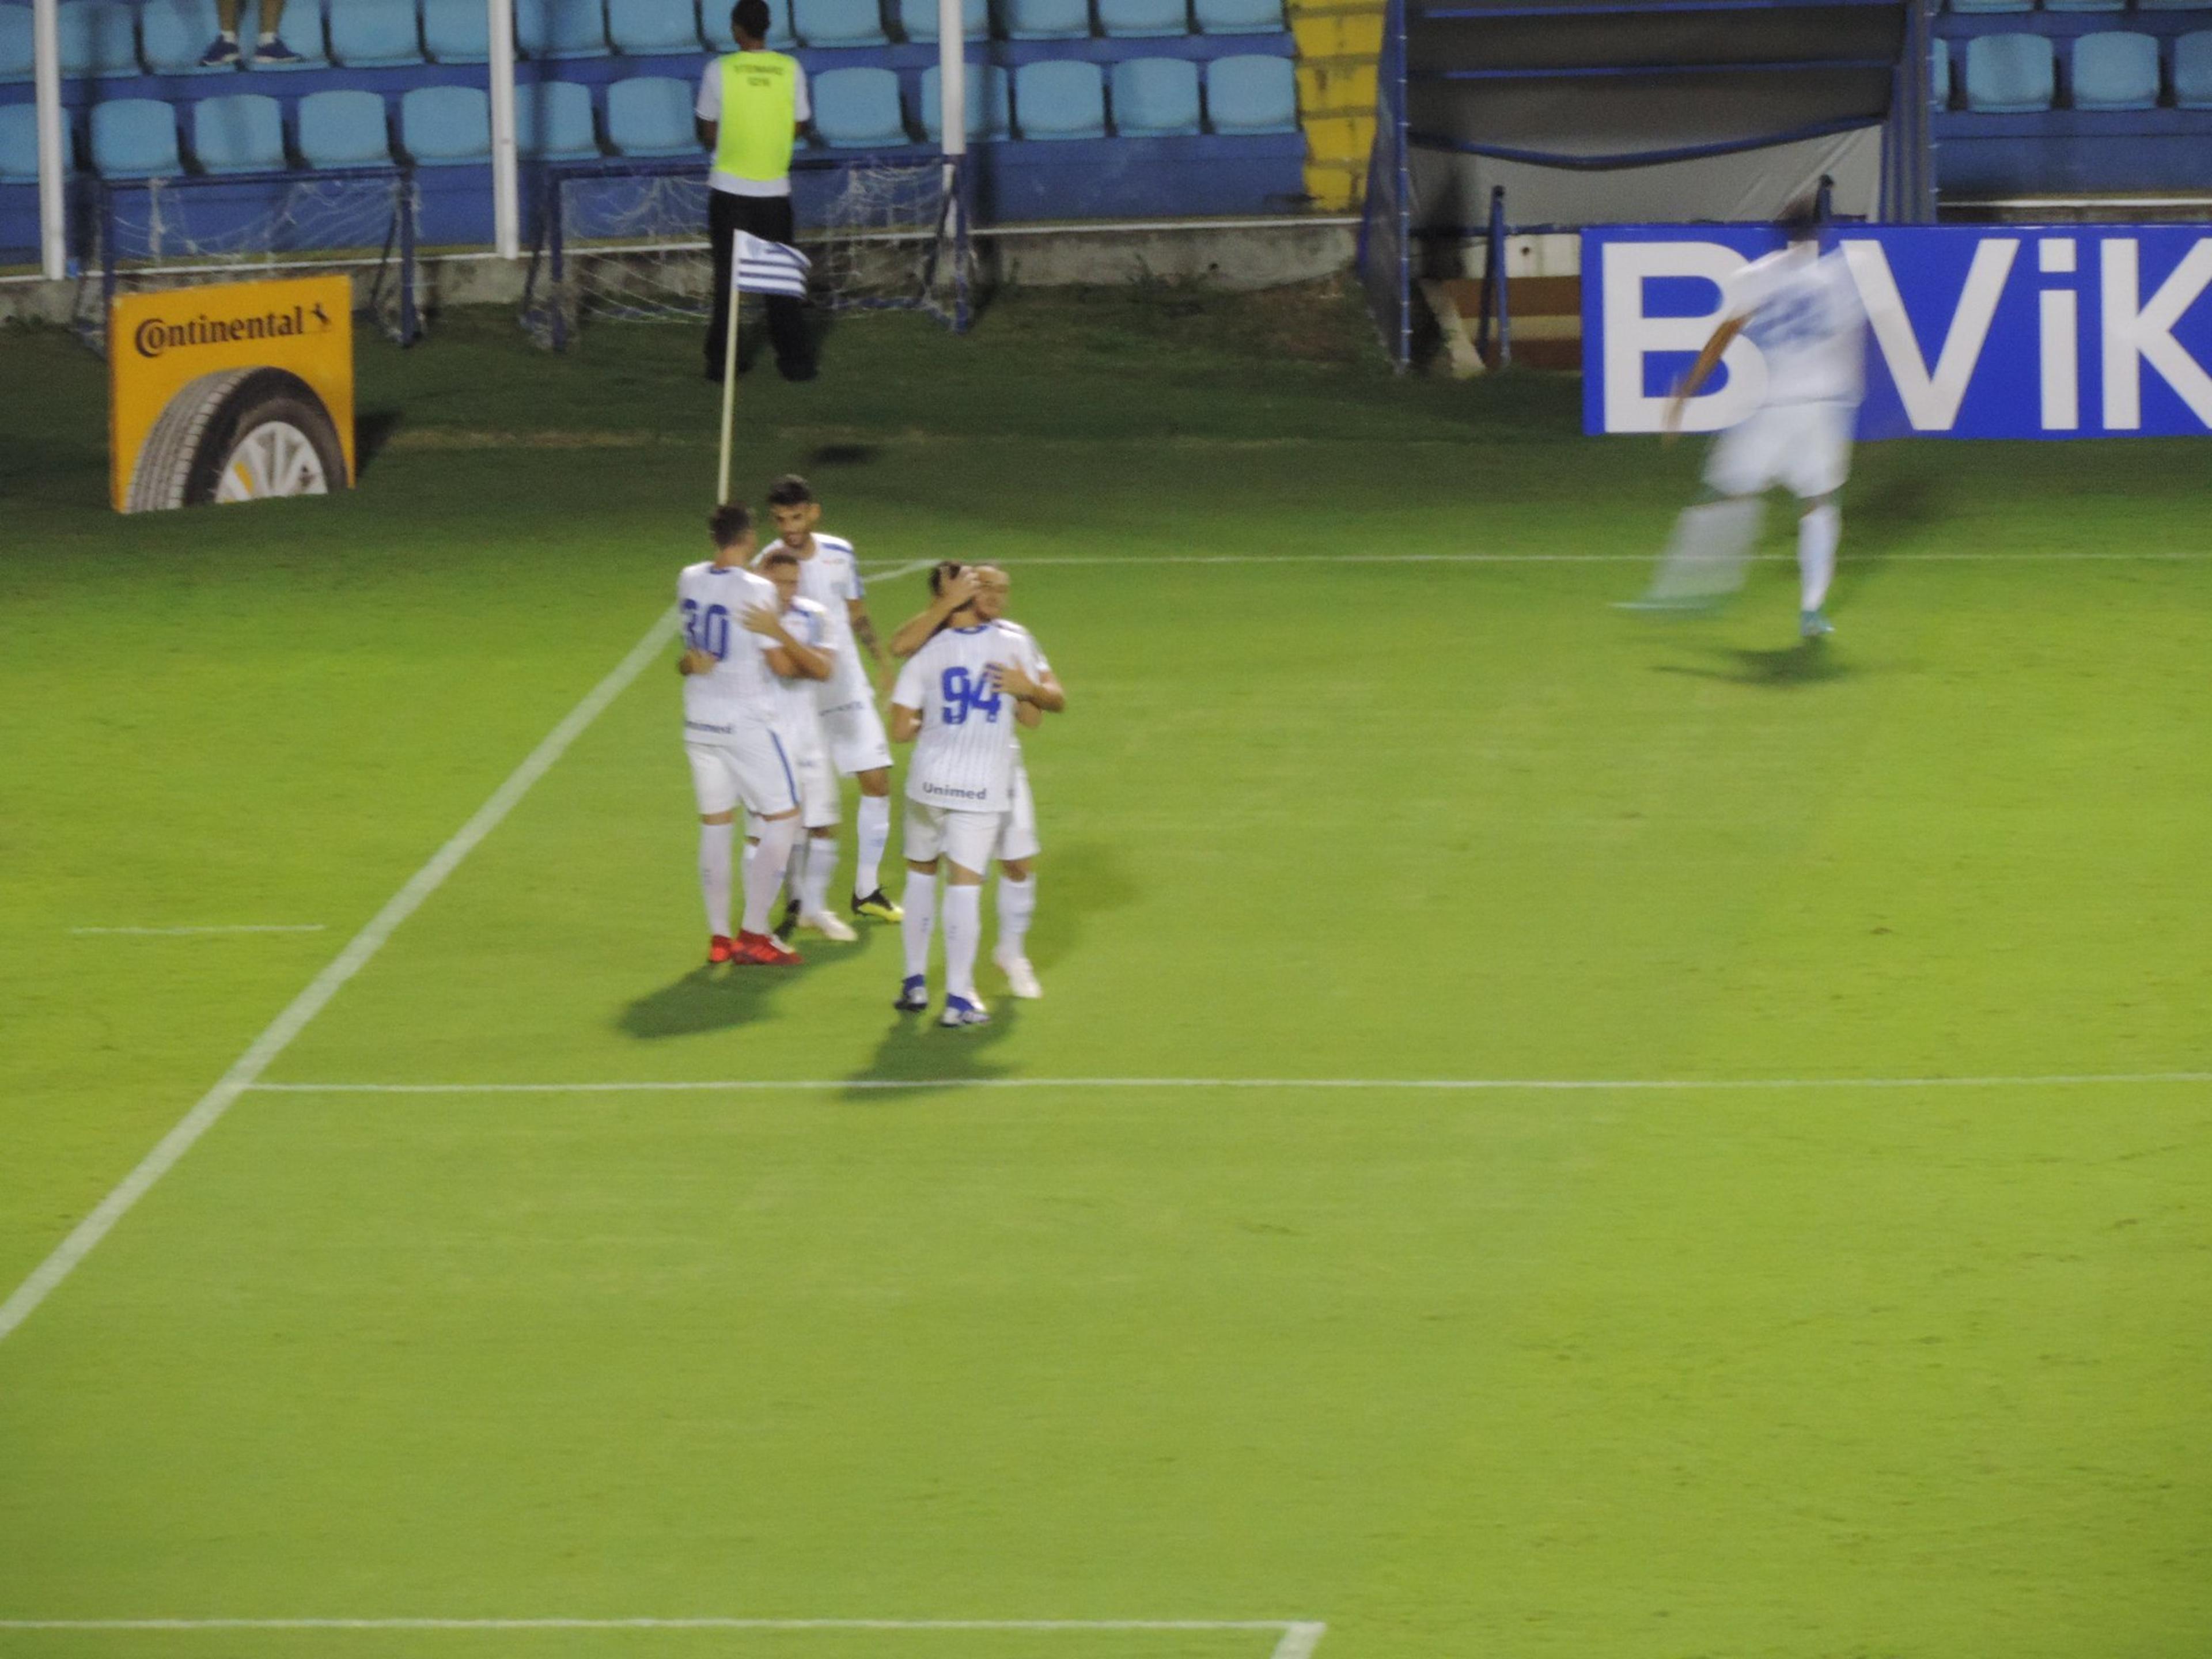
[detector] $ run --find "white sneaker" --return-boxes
[994,949,1042,999]
[800,909,857,942]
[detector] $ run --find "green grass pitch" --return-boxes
[1,287,2208,1659]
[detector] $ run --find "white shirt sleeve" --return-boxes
[843,556,865,602]
[696,62,719,122]
[1722,255,1778,324]
[792,63,810,123]
[891,652,925,710]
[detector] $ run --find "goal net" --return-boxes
[75,171,421,355]
[520,154,972,350]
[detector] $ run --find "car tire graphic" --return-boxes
[126,368,348,512]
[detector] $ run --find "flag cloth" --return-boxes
[732,231,810,299]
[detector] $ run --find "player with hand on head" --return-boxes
[677,502,823,968]
[1630,192,1868,639]
[749,548,857,942]
[888,564,1065,1025]
[753,476,903,925]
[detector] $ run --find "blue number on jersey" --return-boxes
[1751,292,1823,354]
[940,665,1002,727]
[681,599,732,658]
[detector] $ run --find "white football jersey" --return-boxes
[677,560,782,737]
[756,534,869,711]
[1725,243,1866,408]
[772,595,836,744]
[893,619,1050,814]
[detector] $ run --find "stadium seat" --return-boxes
[298,89,395,166]
[1012,59,1104,137]
[607,74,698,153]
[1194,0,1281,34]
[90,99,181,177]
[142,0,234,74]
[1111,56,1199,134]
[1947,0,2029,13]
[330,0,425,65]
[794,0,889,46]
[264,0,332,66]
[919,61,1010,139]
[2073,32,2160,109]
[1099,0,1188,37]
[2176,31,2212,108]
[2137,0,2207,10]
[517,0,611,57]
[1206,52,1294,130]
[1933,36,1950,108]
[2,7,40,81]
[514,79,600,157]
[401,83,492,163]
[58,2,139,79]
[704,0,797,50]
[609,0,704,53]
[899,0,987,43]
[812,64,906,144]
[192,92,286,171]
[423,0,493,61]
[997,0,1089,41]
[2046,0,2123,13]
[0,103,54,180]
[1963,33,2055,111]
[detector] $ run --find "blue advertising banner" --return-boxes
[1582,225,2212,440]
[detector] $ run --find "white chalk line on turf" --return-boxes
[248,1071,2212,1096]
[70,924,327,936]
[906,550,2211,567]
[0,1619,1327,1650]
[0,610,680,1349]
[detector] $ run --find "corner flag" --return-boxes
[733,232,810,299]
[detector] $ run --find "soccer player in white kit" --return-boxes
[750,548,858,942]
[755,476,903,926]
[1650,194,1868,639]
[889,565,1064,1027]
[677,503,830,968]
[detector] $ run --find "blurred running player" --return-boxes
[1632,194,1867,638]
[677,503,825,968]
[755,476,902,923]
[750,548,857,942]
[888,565,1065,1026]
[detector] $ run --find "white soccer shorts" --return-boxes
[818,695,893,777]
[684,724,800,819]
[904,801,1007,875]
[996,758,1039,863]
[748,737,839,834]
[1705,399,1855,501]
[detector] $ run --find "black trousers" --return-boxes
[706,189,813,379]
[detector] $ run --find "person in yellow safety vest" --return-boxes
[695,0,818,382]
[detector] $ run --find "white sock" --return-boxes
[219,27,239,41]
[743,816,798,936]
[803,834,837,915]
[900,868,937,982]
[782,838,805,910]
[942,882,982,1003]
[257,28,277,42]
[996,873,1035,961]
[699,821,733,938]
[1649,497,1761,604]
[1799,502,1839,612]
[855,794,891,897]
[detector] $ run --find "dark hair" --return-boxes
[730,0,771,40]
[760,548,799,570]
[1775,190,1823,240]
[708,501,753,548]
[927,560,965,596]
[765,474,816,508]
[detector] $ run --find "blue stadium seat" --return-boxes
[192,93,286,172]
[2137,0,2207,10]
[2046,0,2124,13]
[1932,36,1949,107]
[514,79,600,157]
[1963,33,2055,111]
[1948,0,2029,13]
[1194,0,1279,34]
[1206,52,1294,130]
[298,89,395,166]
[812,65,906,143]
[0,103,54,180]
[330,0,425,65]
[794,0,889,46]
[59,2,139,79]
[1013,59,1104,136]
[607,74,698,153]
[401,83,491,162]
[517,0,610,58]
[1112,56,1198,134]
[423,0,493,61]
[2176,31,2212,108]
[998,0,1088,41]
[142,0,233,74]
[91,99,181,177]
[609,0,704,52]
[899,0,987,43]
[919,61,1010,139]
[260,0,332,66]
[1099,0,1187,37]
[2073,32,2160,109]
[704,0,797,50]
[2,7,40,81]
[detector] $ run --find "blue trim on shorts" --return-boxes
[769,731,800,811]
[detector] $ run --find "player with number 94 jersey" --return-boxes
[892,619,1048,816]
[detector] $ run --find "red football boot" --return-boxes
[734,930,802,966]
[707,934,737,964]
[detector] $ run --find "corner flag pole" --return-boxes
[717,272,740,503]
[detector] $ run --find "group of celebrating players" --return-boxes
[676,476,1065,1028]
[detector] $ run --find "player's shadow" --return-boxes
[1026,839,1139,972]
[1830,467,1945,599]
[617,936,868,1039]
[840,1002,1021,1101]
[1655,638,1851,689]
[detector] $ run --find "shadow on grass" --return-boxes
[1654,638,1851,688]
[355,408,404,478]
[1834,465,1947,599]
[1027,839,1139,973]
[616,931,869,1039]
[841,1001,1022,1101]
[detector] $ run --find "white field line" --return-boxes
[0,611,679,1349]
[912,551,2212,567]
[0,1619,1323,1642]
[69,925,327,937]
[248,1071,2212,1096]
[860,558,943,584]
